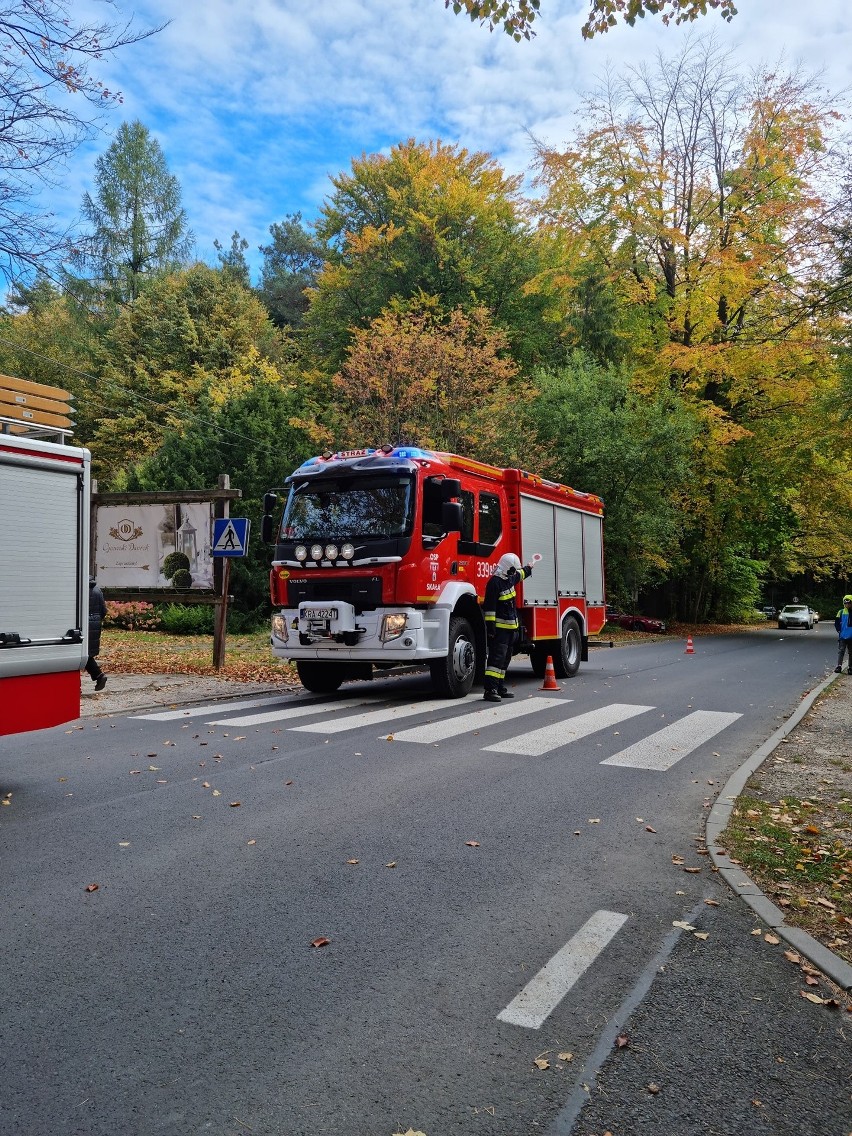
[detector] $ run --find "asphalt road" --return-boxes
[1,624,847,1136]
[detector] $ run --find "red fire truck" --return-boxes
[262,446,605,696]
[1,381,89,735]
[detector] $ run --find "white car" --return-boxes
[778,604,814,630]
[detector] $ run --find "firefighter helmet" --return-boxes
[496,553,522,576]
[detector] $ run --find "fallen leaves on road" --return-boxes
[465,841,480,847]
[310,937,331,948]
[346,859,359,865]
[615,1034,629,1049]
[84,883,99,892]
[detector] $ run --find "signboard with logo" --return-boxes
[95,502,214,588]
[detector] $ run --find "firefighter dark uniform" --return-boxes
[483,553,532,702]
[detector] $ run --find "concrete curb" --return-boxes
[707,673,852,993]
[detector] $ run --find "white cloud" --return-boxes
[54,0,852,279]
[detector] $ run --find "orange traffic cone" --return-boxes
[685,636,694,654]
[541,656,560,690]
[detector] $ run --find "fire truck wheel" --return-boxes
[430,615,476,698]
[296,661,345,693]
[553,616,582,679]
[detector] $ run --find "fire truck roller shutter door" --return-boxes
[583,514,604,605]
[556,507,584,595]
[520,496,557,605]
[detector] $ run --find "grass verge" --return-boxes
[100,628,296,685]
[722,793,852,964]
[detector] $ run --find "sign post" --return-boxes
[211,513,250,671]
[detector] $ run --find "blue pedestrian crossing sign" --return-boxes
[212,517,250,557]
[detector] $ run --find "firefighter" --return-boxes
[483,552,533,702]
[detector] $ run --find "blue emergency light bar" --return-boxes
[295,445,437,472]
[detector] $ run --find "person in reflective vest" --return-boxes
[483,553,533,702]
[834,594,852,673]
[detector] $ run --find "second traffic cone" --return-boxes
[541,656,560,690]
[685,635,694,654]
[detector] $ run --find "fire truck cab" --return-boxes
[262,446,605,697]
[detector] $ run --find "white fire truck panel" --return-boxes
[519,495,557,604]
[583,514,605,604]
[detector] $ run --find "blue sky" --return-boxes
[59,0,852,283]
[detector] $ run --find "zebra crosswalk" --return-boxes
[130,692,742,772]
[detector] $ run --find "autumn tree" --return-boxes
[445,0,737,40]
[214,231,251,288]
[505,352,698,605]
[531,37,850,616]
[87,263,286,483]
[304,139,552,368]
[258,213,326,331]
[71,120,193,306]
[330,303,517,455]
[0,3,160,279]
[126,372,315,611]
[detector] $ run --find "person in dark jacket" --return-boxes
[483,552,533,702]
[85,576,108,690]
[834,594,852,674]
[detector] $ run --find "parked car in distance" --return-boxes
[810,608,820,624]
[777,604,814,630]
[612,613,667,633]
[761,605,777,619]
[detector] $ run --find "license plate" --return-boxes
[305,608,337,621]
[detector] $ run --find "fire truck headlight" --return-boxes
[380,613,407,642]
[325,543,339,561]
[271,613,289,643]
[341,542,355,561]
[294,545,307,561]
[310,544,324,561]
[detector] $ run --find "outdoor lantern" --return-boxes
[177,516,198,567]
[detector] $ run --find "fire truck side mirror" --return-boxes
[441,478,462,501]
[442,501,463,534]
[261,492,278,543]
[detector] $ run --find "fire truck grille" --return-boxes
[287,576,383,611]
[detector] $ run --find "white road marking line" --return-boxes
[388,696,568,744]
[497,910,629,1030]
[208,697,372,726]
[290,693,481,734]
[130,695,292,722]
[600,709,742,771]
[484,703,655,756]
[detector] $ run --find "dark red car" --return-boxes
[608,611,667,633]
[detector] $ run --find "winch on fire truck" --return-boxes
[261,445,605,697]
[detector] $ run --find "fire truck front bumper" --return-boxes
[270,604,451,662]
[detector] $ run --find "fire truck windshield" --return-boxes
[281,474,414,541]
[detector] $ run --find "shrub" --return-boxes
[157,604,215,635]
[171,568,193,589]
[162,551,190,580]
[104,601,161,631]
